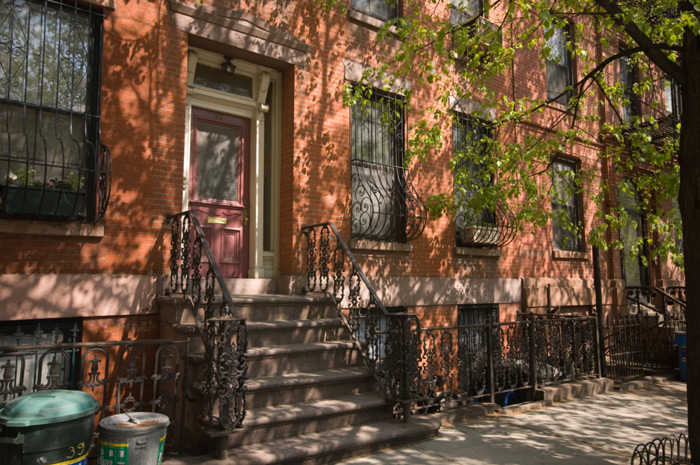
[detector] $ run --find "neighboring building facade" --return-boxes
[0,0,683,342]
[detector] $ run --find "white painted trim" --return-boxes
[184,47,282,278]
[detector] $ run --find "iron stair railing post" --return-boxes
[301,222,421,415]
[528,313,538,396]
[593,246,607,378]
[487,314,495,404]
[166,211,247,432]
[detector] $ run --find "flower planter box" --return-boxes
[458,224,499,246]
[0,185,86,219]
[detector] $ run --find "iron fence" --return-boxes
[0,338,187,454]
[631,432,691,464]
[302,222,600,417]
[412,314,599,411]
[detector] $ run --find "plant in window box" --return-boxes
[1,168,87,220]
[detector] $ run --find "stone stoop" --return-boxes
[157,293,441,464]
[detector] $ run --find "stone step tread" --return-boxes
[247,341,357,358]
[164,417,442,465]
[246,367,372,392]
[247,318,345,331]
[172,318,345,331]
[159,294,334,306]
[243,393,387,428]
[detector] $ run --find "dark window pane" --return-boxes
[351,0,397,21]
[551,158,582,251]
[351,88,406,242]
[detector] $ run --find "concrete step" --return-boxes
[247,318,350,346]
[164,416,442,465]
[157,294,338,325]
[226,394,391,448]
[246,341,362,378]
[245,367,376,409]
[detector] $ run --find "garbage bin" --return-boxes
[674,332,687,381]
[0,389,100,465]
[98,412,169,465]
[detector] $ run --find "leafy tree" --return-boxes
[327,0,697,456]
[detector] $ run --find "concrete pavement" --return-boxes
[337,381,688,465]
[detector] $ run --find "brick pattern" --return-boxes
[0,0,683,303]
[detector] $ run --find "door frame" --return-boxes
[183,48,282,279]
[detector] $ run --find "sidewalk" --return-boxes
[337,381,688,465]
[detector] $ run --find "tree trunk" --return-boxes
[679,32,700,463]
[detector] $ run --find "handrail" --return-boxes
[625,286,686,326]
[167,211,247,431]
[302,222,420,419]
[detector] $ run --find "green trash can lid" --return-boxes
[0,390,99,427]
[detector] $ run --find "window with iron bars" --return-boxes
[551,157,583,252]
[545,24,573,106]
[0,0,110,222]
[351,88,408,242]
[350,0,398,22]
[453,113,499,248]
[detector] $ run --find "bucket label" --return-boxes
[98,441,129,465]
[157,434,166,465]
[51,453,89,465]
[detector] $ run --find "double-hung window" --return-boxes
[350,0,398,22]
[619,53,639,121]
[545,25,573,106]
[551,158,582,251]
[454,114,497,247]
[0,0,109,222]
[351,88,407,242]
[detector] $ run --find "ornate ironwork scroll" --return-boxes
[0,339,186,454]
[167,211,247,432]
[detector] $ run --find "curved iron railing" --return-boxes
[631,431,691,464]
[456,200,516,248]
[302,222,420,418]
[168,211,247,431]
[626,286,686,331]
[351,160,427,243]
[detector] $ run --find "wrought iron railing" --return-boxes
[605,313,678,381]
[0,339,186,454]
[167,211,247,431]
[303,222,599,416]
[351,159,427,243]
[303,222,420,418]
[631,431,691,464]
[626,286,686,332]
[413,314,598,411]
[0,0,111,223]
[456,200,517,248]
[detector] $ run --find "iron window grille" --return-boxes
[551,157,583,252]
[352,87,423,243]
[350,0,398,22]
[450,0,482,25]
[454,114,515,248]
[617,180,649,287]
[620,52,641,121]
[545,25,573,106]
[0,0,110,223]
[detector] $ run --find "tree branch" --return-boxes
[592,0,685,85]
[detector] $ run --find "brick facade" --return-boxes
[0,0,683,332]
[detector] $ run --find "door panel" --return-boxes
[190,108,250,278]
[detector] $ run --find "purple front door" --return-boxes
[189,108,250,278]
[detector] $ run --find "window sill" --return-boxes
[348,8,395,32]
[349,239,412,253]
[0,220,104,238]
[454,246,501,257]
[552,249,588,261]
